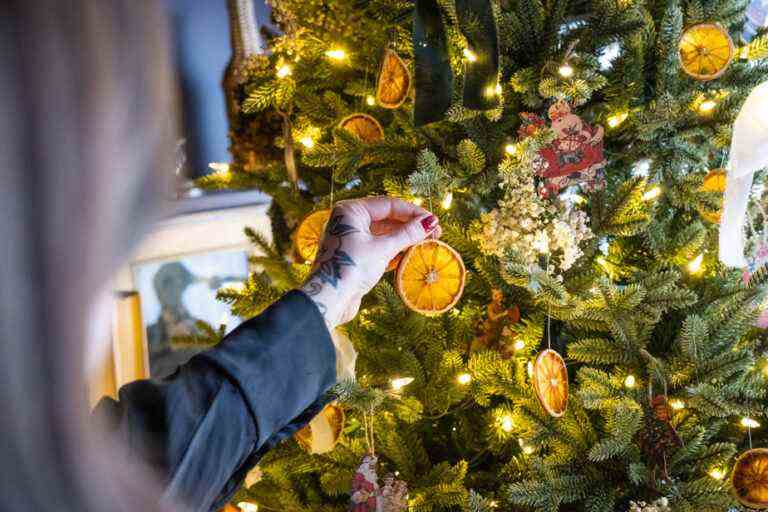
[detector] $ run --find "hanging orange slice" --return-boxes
[294,209,331,263]
[732,448,768,509]
[339,113,384,143]
[295,403,345,454]
[678,23,734,80]
[395,239,466,316]
[376,49,411,109]
[532,349,568,418]
[698,168,726,223]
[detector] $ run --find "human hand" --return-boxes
[301,196,441,328]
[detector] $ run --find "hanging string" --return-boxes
[545,251,552,350]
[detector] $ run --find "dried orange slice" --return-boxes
[678,23,734,80]
[295,403,345,454]
[377,49,411,109]
[396,239,466,316]
[698,168,726,223]
[732,448,768,509]
[532,349,568,418]
[339,113,384,143]
[294,209,330,263]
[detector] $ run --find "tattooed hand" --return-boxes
[301,197,441,329]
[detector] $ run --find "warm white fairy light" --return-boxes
[412,197,423,206]
[495,83,502,95]
[513,339,525,351]
[366,95,376,106]
[699,99,717,113]
[391,377,414,391]
[463,48,478,62]
[624,374,636,388]
[501,415,514,432]
[505,143,517,155]
[688,253,704,274]
[709,468,726,480]
[607,112,628,128]
[741,417,761,428]
[669,399,685,410]
[300,136,315,149]
[558,63,574,78]
[457,373,472,385]
[642,186,661,201]
[441,191,453,209]
[489,500,499,509]
[527,361,534,378]
[518,439,535,454]
[238,502,259,512]
[276,63,293,78]
[325,48,348,61]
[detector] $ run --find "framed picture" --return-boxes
[112,201,271,381]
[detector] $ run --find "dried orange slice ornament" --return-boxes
[295,403,345,454]
[376,49,411,109]
[294,209,331,263]
[698,168,727,223]
[339,113,384,143]
[395,239,466,316]
[678,23,734,80]
[532,349,568,418]
[732,448,768,509]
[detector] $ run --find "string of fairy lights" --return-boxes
[224,45,757,511]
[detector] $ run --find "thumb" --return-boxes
[377,213,438,257]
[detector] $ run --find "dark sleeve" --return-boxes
[92,290,337,512]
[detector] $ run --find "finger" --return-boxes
[375,213,439,256]
[343,196,429,223]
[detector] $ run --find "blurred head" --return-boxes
[1,1,177,510]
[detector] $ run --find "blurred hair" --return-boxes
[0,1,178,510]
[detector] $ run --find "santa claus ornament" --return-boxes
[349,454,408,512]
[519,99,607,197]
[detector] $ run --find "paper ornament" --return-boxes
[376,50,411,109]
[521,100,607,197]
[295,403,345,454]
[732,448,768,509]
[349,454,408,512]
[719,81,768,267]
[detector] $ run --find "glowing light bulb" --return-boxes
[699,99,717,113]
[441,192,453,209]
[412,197,423,206]
[391,377,414,391]
[366,95,376,106]
[300,136,314,149]
[642,186,661,201]
[688,253,704,274]
[607,112,628,128]
[238,503,259,512]
[527,361,534,378]
[276,64,292,78]
[624,374,636,388]
[596,256,609,269]
[505,143,517,155]
[489,500,499,508]
[495,83,503,95]
[457,373,472,385]
[669,399,685,410]
[325,48,347,60]
[463,48,478,62]
[558,63,574,78]
[709,468,726,480]
[501,415,514,432]
[513,339,525,351]
[518,439,535,454]
[741,417,761,428]
[208,162,230,174]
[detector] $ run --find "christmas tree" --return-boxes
[197,0,768,510]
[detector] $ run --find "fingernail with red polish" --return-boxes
[421,215,437,232]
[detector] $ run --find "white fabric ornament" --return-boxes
[719,81,768,267]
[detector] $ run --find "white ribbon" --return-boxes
[719,81,768,267]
